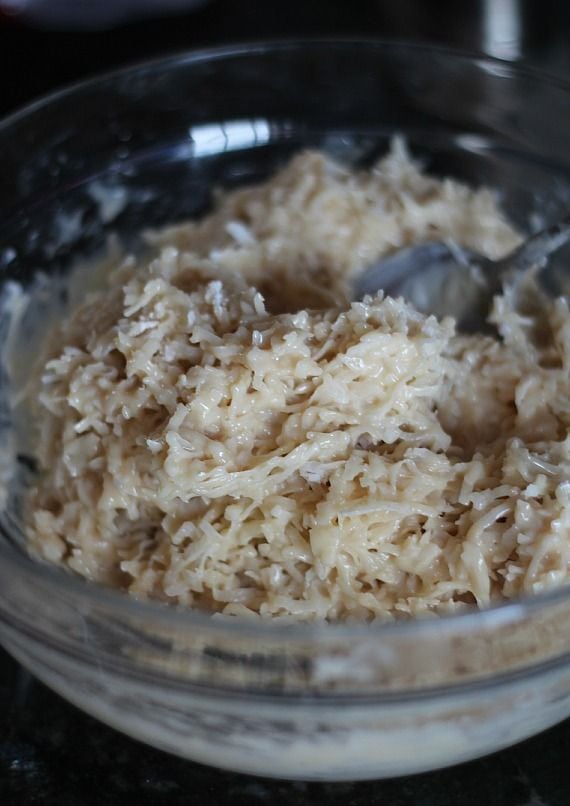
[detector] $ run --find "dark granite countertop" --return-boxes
[1,2,569,802]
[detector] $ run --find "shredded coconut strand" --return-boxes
[25,144,570,621]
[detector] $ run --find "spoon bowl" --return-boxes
[355,214,570,331]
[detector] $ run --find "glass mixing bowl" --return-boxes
[1,41,570,781]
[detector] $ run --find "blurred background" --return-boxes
[1,0,570,120]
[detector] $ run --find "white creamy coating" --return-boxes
[24,143,570,621]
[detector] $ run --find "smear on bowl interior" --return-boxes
[23,141,570,621]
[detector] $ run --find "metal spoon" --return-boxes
[354,214,570,332]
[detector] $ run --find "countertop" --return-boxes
[1,2,569,803]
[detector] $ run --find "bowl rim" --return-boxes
[2,37,570,644]
[2,36,570,133]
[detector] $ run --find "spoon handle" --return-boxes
[494,213,570,276]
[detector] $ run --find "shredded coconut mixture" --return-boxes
[25,143,570,621]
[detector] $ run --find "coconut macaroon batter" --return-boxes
[26,142,570,620]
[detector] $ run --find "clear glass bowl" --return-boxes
[1,41,570,781]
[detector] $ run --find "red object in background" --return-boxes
[0,6,17,23]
